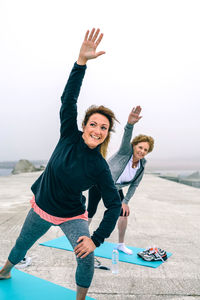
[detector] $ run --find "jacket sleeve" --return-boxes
[123,170,144,204]
[117,123,134,155]
[59,62,86,138]
[90,165,121,247]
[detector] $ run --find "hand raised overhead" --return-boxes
[77,28,105,65]
[128,106,142,124]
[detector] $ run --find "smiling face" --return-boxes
[82,113,110,149]
[133,142,150,161]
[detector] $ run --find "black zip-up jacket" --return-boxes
[31,62,121,247]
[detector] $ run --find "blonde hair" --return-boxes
[82,105,118,158]
[131,134,154,153]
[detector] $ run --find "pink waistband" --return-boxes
[30,196,88,225]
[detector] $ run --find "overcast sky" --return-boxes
[0,0,200,169]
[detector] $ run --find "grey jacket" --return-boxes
[108,122,146,204]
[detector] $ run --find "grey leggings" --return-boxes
[8,208,94,288]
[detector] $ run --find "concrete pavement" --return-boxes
[0,172,200,299]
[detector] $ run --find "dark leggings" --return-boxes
[88,185,124,218]
[8,209,94,288]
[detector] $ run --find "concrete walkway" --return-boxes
[0,172,200,299]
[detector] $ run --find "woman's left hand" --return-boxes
[127,106,142,125]
[74,236,96,258]
[121,203,130,217]
[77,28,106,65]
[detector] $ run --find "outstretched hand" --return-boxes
[77,28,105,65]
[127,106,142,125]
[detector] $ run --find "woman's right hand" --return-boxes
[77,28,106,65]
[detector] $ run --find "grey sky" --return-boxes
[0,0,200,169]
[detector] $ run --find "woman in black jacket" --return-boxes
[0,28,121,300]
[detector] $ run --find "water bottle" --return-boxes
[112,248,119,274]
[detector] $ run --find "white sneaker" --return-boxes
[117,243,133,255]
[15,256,32,269]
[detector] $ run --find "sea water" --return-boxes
[0,160,47,176]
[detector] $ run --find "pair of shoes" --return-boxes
[94,257,110,270]
[117,243,133,255]
[15,256,32,269]
[137,247,167,262]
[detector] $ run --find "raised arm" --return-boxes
[60,63,86,138]
[111,106,142,157]
[60,28,105,138]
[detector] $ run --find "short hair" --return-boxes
[131,134,154,153]
[82,105,118,158]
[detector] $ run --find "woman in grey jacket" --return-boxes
[88,106,154,254]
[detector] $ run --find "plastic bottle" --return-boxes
[112,248,119,274]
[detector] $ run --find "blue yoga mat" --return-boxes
[0,267,95,300]
[40,236,172,268]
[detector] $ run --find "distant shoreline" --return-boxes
[1,167,200,190]
[148,170,200,189]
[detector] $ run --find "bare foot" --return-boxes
[0,271,11,280]
[0,260,14,280]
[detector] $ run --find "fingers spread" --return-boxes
[88,28,95,41]
[84,30,89,41]
[92,28,100,42]
[134,106,142,113]
[96,51,106,58]
[95,33,104,47]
